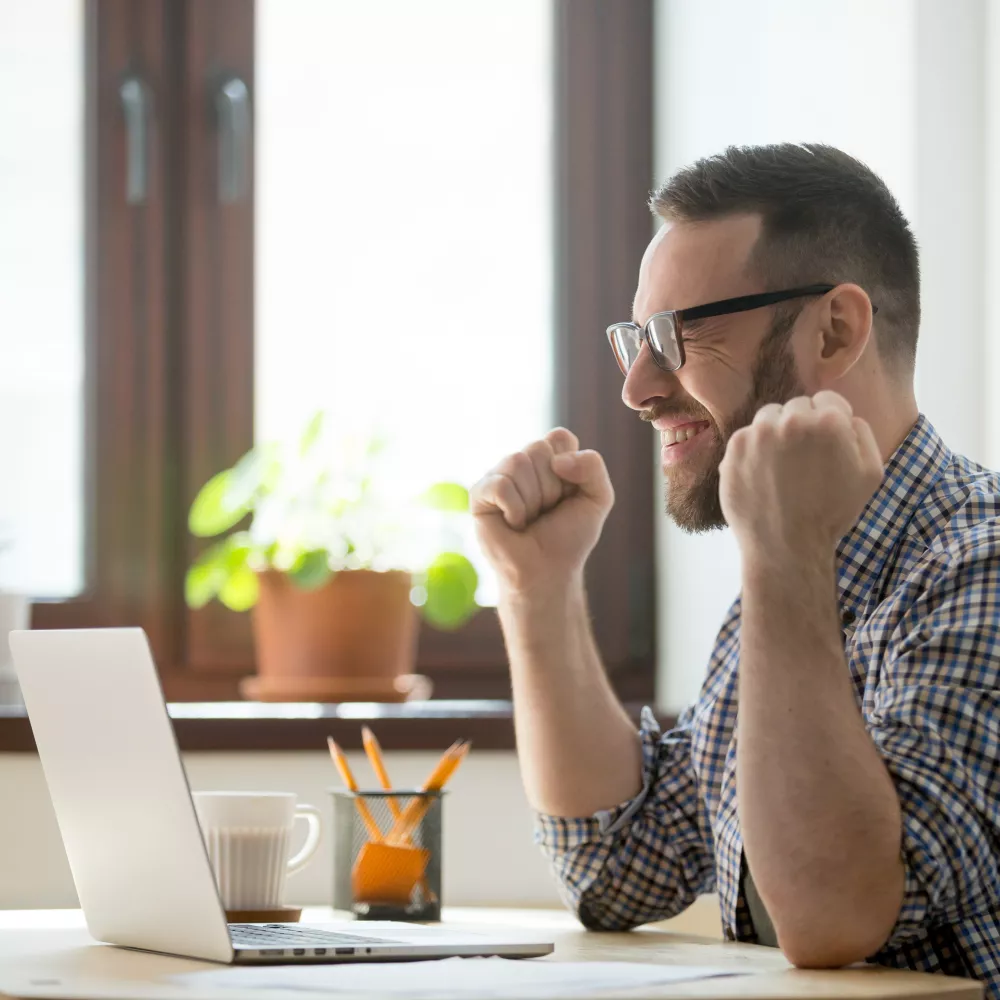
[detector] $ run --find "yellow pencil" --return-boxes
[327,736,383,843]
[421,739,469,792]
[363,726,435,901]
[361,725,402,821]
[387,741,470,844]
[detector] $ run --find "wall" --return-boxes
[987,0,1000,471]
[0,750,559,909]
[653,0,993,713]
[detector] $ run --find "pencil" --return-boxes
[387,740,470,844]
[363,726,435,901]
[327,736,383,842]
[361,725,402,820]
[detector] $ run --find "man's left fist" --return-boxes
[719,391,884,562]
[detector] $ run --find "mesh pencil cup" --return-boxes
[330,789,443,922]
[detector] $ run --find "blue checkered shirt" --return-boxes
[536,415,1000,995]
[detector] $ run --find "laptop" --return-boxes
[8,627,554,965]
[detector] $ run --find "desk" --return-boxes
[0,908,983,1000]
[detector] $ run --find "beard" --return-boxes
[657,314,805,533]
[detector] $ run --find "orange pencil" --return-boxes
[386,740,470,844]
[327,737,383,842]
[361,726,402,821]
[363,725,435,902]
[418,739,468,792]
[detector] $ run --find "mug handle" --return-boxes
[287,804,322,875]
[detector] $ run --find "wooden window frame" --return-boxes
[30,0,657,711]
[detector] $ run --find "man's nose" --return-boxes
[621,342,681,411]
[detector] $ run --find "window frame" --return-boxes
[33,0,177,661]
[31,0,657,709]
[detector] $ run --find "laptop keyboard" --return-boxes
[230,924,390,950]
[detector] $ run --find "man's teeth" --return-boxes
[663,424,704,446]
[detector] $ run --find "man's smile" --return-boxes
[654,419,713,466]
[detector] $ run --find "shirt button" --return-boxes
[841,609,856,627]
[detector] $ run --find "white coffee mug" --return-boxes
[192,792,322,910]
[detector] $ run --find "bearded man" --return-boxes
[471,143,1000,994]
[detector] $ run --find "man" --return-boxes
[470,143,1000,992]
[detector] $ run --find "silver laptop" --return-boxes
[9,627,553,965]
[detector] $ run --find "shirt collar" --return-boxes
[836,414,950,627]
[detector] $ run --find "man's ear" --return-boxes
[815,283,874,379]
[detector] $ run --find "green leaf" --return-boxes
[420,552,478,630]
[189,445,284,539]
[230,445,281,502]
[300,411,325,454]
[222,530,253,567]
[218,563,260,611]
[189,469,250,537]
[420,482,469,513]
[184,532,254,610]
[184,541,230,608]
[288,550,333,590]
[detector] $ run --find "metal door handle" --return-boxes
[216,76,250,204]
[119,75,151,205]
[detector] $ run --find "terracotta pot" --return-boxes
[244,568,427,703]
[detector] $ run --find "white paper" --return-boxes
[174,957,742,999]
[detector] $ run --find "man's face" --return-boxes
[624,214,807,532]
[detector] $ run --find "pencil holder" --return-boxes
[330,789,443,922]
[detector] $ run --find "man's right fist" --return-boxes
[469,427,615,595]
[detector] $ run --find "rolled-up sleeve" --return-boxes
[534,706,716,930]
[867,539,1000,953]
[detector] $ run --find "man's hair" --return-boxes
[649,143,920,371]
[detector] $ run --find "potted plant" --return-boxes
[184,413,479,702]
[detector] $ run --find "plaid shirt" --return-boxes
[537,415,1000,996]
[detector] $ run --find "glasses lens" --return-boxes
[608,325,641,374]
[646,314,682,370]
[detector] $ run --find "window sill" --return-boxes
[0,701,667,753]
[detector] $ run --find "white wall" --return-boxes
[986,1,1000,471]
[0,750,559,909]
[654,0,993,712]
[913,0,987,462]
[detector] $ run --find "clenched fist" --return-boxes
[719,391,884,563]
[470,428,614,595]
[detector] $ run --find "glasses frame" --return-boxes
[606,283,877,375]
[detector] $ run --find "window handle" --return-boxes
[215,76,251,204]
[119,75,152,205]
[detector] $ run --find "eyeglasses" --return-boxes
[606,283,871,375]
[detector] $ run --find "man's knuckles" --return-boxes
[721,426,751,465]
[524,440,558,474]
[779,409,834,439]
[772,405,851,440]
[545,427,579,453]
[811,407,853,438]
[481,472,520,510]
[498,449,538,483]
[736,404,860,457]
[812,389,853,416]
[751,403,783,426]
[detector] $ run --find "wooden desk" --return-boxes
[0,908,983,1000]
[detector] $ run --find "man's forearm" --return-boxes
[737,554,904,966]
[498,575,642,817]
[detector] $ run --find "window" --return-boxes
[0,0,85,598]
[20,0,656,708]
[256,0,554,611]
